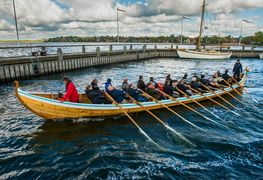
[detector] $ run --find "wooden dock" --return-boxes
[0,44,262,83]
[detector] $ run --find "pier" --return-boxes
[0,43,262,83]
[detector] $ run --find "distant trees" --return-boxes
[45,32,263,45]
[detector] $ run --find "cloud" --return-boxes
[0,0,262,39]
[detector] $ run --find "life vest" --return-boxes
[157,82,164,91]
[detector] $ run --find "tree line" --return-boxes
[44,32,263,45]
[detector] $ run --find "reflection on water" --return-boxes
[0,58,263,179]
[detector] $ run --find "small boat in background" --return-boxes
[178,0,232,60]
[177,49,232,60]
[15,72,247,120]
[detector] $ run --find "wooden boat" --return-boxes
[15,73,247,120]
[177,49,232,60]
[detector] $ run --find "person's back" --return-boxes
[122,79,129,92]
[62,78,79,103]
[110,88,126,103]
[86,86,111,104]
[137,75,147,91]
[105,78,112,92]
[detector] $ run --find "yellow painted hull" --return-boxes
[15,73,247,120]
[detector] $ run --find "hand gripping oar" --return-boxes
[125,93,198,145]
[174,86,225,123]
[155,88,215,124]
[222,79,244,105]
[138,90,195,146]
[104,92,162,148]
[231,76,259,104]
[200,83,239,110]
[187,85,241,117]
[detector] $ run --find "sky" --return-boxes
[0,0,262,40]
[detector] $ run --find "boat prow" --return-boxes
[177,49,232,60]
[15,73,247,120]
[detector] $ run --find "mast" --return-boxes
[197,0,205,50]
[12,0,20,46]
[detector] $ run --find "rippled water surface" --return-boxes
[0,58,262,179]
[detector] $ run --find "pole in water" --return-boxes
[156,88,212,127]
[200,83,239,110]
[125,92,197,146]
[138,90,196,146]
[187,85,241,117]
[104,92,164,149]
[222,79,244,105]
[231,76,259,104]
[175,87,223,121]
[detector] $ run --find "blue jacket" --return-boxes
[110,89,126,103]
[105,82,112,92]
[233,63,243,74]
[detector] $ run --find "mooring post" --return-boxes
[96,47,101,57]
[57,48,63,61]
[171,45,173,49]
[124,46,127,54]
[143,44,146,53]
[82,45,85,53]
[109,45,113,51]
[130,45,133,50]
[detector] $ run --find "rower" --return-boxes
[137,75,147,92]
[105,78,112,92]
[221,69,233,85]
[85,85,111,104]
[122,78,129,92]
[190,76,206,93]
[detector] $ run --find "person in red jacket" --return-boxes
[60,78,79,103]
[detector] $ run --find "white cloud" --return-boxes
[0,0,262,39]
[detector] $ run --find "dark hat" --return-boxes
[107,78,112,83]
[225,69,229,73]
[63,77,69,81]
[139,75,143,79]
[201,75,205,78]
[150,77,154,81]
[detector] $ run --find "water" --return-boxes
[0,58,263,179]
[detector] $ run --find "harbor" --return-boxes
[0,43,262,83]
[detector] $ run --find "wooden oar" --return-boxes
[187,85,241,117]
[222,79,244,104]
[200,83,239,110]
[125,93,198,145]
[139,90,202,128]
[231,76,259,104]
[156,89,215,123]
[174,86,225,123]
[104,92,161,148]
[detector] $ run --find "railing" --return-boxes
[0,42,262,58]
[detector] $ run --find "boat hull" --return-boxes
[16,73,247,120]
[177,50,232,60]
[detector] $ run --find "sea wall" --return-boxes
[0,47,261,83]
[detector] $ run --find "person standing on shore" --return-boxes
[233,59,243,81]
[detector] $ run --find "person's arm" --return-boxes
[63,84,73,101]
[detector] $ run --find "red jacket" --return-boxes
[63,82,79,102]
